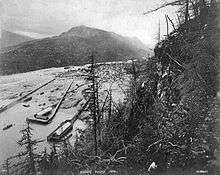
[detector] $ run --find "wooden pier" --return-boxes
[26,80,74,124]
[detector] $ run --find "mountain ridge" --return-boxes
[0,26,151,75]
[0,30,34,48]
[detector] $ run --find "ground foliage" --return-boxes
[101,0,218,171]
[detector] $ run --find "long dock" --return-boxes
[70,96,91,124]
[27,80,74,124]
[0,78,55,114]
[47,80,74,123]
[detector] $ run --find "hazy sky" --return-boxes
[0,0,178,47]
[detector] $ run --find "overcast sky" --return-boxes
[0,0,178,47]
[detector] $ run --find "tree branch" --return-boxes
[143,0,185,15]
[146,139,163,152]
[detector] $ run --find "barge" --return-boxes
[47,120,73,142]
[26,106,54,124]
[26,80,74,124]
[47,97,91,142]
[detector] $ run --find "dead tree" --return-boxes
[158,20,161,42]
[86,52,99,156]
[165,15,169,36]
[167,15,176,31]
[125,59,140,141]
[108,88,112,120]
[185,0,189,22]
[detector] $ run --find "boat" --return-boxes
[26,80,74,124]
[3,124,13,130]
[35,106,53,119]
[47,120,73,142]
[47,97,91,142]
[26,106,54,124]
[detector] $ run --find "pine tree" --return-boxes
[38,148,50,173]
[15,121,44,174]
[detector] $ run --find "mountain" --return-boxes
[0,30,34,48]
[127,36,153,56]
[0,26,150,75]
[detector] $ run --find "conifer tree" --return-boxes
[15,121,43,174]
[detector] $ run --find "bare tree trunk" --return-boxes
[27,123,36,174]
[165,15,169,36]
[185,0,189,23]
[177,14,181,26]
[158,20,161,42]
[90,53,98,155]
[126,60,139,141]
[96,82,101,145]
[167,15,176,31]
[108,88,112,120]
[199,0,208,27]
[132,59,137,95]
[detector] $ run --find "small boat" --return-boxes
[26,106,54,124]
[47,120,73,142]
[35,106,53,119]
[3,124,13,131]
[47,97,91,142]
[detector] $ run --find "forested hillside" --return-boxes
[101,0,218,171]
[0,26,150,75]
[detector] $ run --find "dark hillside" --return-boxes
[0,26,150,75]
[98,0,218,171]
